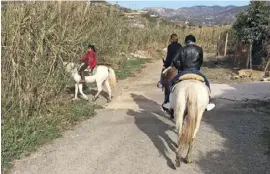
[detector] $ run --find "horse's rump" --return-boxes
[160,66,177,86]
[172,80,209,151]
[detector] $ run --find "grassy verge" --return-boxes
[115,58,152,80]
[201,55,255,84]
[2,100,97,173]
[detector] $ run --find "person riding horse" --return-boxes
[159,33,182,106]
[79,44,97,84]
[165,34,215,112]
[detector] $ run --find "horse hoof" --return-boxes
[107,99,112,103]
[72,98,78,101]
[92,98,96,102]
[175,160,181,168]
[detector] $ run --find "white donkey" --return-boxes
[63,62,117,102]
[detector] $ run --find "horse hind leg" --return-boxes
[104,79,112,103]
[185,109,204,163]
[185,139,195,164]
[175,107,185,168]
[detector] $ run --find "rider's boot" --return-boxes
[206,98,215,111]
[206,103,215,111]
[162,86,171,110]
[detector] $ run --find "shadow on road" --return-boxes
[127,83,270,173]
[126,93,177,170]
[197,98,270,173]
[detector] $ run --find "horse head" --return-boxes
[63,61,77,74]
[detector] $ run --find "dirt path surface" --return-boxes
[11,60,270,174]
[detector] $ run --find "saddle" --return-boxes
[178,73,205,82]
[171,73,206,92]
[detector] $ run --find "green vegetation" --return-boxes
[115,58,152,79]
[232,1,270,42]
[232,1,270,68]
[2,100,96,172]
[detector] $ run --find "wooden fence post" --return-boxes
[264,59,270,73]
[216,33,221,60]
[233,39,238,67]
[246,43,250,69]
[224,32,229,56]
[249,41,253,69]
[212,29,215,46]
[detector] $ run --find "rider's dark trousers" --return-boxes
[160,67,170,104]
[79,63,89,80]
[164,86,170,104]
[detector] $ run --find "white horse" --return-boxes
[63,62,117,102]
[169,77,209,167]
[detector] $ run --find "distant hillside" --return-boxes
[143,5,248,25]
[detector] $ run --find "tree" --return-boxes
[233,1,270,42]
[232,1,270,68]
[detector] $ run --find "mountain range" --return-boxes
[143,5,248,25]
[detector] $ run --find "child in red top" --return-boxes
[79,44,97,83]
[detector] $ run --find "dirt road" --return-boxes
[11,60,270,174]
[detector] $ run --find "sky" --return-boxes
[108,1,250,10]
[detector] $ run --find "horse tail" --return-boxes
[179,87,197,151]
[108,67,117,89]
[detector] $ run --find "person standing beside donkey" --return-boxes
[78,44,97,84]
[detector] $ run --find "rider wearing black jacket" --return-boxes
[172,40,203,71]
[162,34,182,105]
[165,35,215,113]
[171,34,209,88]
[164,34,183,68]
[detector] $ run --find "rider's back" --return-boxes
[181,44,203,71]
[174,44,203,72]
[164,42,182,68]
